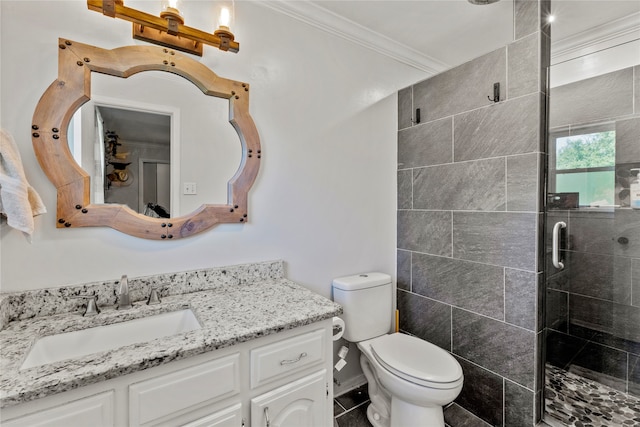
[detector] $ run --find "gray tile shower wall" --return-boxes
[395,1,550,425]
[549,68,634,129]
[412,48,506,123]
[453,93,541,161]
[545,64,640,399]
[616,117,640,163]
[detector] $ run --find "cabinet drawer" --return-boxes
[129,353,240,426]
[180,402,242,427]
[251,329,325,389]
[2,391,114,427]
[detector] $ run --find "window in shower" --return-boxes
[549,126,616,207]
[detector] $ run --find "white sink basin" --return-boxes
[20,309,201,370]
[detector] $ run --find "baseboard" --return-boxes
[333,373,367,397]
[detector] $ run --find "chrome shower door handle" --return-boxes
[552,221,567,270]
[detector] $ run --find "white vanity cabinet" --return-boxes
[1,321,333,427]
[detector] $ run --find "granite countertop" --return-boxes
[0,277,342,408]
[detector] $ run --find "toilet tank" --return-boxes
[332,273,392,342]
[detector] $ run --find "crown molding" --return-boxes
[255,1,639,76]
[551,12,640,65]
[254,0,450,76]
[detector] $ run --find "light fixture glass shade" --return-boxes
[162,0,181,11]
[215,1,234,31]
[161,0,183,16]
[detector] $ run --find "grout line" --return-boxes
[397,207,540,214]
[450,304,454,353]
[409,251,413,293]
[400,288,538,334]
[410,168,413,210]
[505,156,509,212]
[626,352,630,394]
[631,259,635,307]
[547,328,637,356]
[505,41,509,102]
[450,210,454,258]
[451,115,455,162]
[503,268,507,322]
[404,151,542,171]
[334,399,371,420]
[402,249,537,273]
[503,377,506,427]
[455,352,536,393]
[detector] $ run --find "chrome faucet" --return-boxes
[72,294,100,317]
[117,275,133,310]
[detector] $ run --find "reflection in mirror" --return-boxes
[548,34,640,211]
[99,106,171,216]
[67,71,242,218]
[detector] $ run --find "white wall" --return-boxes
[0,1,426,296]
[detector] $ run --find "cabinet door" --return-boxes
[250,370,326,427]
[2,391,114,427]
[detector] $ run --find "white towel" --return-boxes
[0,129,47,236]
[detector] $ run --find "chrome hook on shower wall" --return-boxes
[488,82,500,103]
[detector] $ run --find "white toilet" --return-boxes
[332,273,463,427]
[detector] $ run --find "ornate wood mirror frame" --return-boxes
[32,39,261,240]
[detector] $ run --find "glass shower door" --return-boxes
[543,6,640,425]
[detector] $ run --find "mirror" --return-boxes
[32,39,261,240]
[67,71,241,218]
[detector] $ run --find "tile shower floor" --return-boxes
[545,364,640,426]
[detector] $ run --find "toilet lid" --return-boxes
[370,334,462,385]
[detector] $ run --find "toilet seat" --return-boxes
[370,333,463,389]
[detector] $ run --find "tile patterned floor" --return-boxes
[332,382,563,427]
[333,384,459,427]
[545,364,640,427]
[334,384,372,427]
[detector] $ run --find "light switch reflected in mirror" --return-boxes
[66,71,242,218]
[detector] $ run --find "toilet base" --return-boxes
[366,403,390,427]
[364,396,446,427]
[390,396,444,427]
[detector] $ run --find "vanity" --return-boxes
[0,260,342,427]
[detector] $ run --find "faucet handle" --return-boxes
[71,294,100,317]
[117,275,132,310]
[147,287,162,305]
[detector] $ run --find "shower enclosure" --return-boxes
[543,4,640,426]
